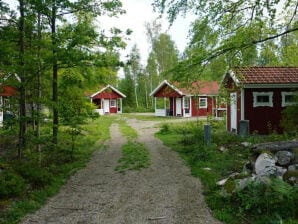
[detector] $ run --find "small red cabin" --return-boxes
[222,67,298,134]
[150,80,226,118]
[0,85,18,126]
[90,85,126,115]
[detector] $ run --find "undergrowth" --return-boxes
[156,119,297,224]
[0,116,115,224]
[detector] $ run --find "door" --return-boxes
[184,97,191,117]
[176,98,182,116]
[104,99,110,113]
[230,92,237,133]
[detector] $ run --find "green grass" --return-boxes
[115,141,150,173]
[0,116,116,224]
[156,120,297,224]
[115,118,150,173]
[117,118,138,140]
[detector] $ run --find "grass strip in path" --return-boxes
[116,118,150,174]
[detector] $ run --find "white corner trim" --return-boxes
[241,89,245,120]
[253,92,273,107]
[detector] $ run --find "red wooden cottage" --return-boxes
[222,67,298,134]
[89,85,126,115]
[150,80,225,117]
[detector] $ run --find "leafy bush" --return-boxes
[13,161,53,189]
[0,171,27,198]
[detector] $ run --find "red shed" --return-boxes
[0,84,18,126]
[222,67,298,134]
[150,80,226,118]
[90,85,126,115]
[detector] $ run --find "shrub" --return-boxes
[13,161,53,189]
[0,171,27,198]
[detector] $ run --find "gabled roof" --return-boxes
[90,85,126,98]
[223,67,298,86]
[149,80,184,97]
[150,80,219,97]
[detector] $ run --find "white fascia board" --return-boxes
[243,84,298,89]
[221,70,240,87]
[90,85,126,98]
[149,80,183,97]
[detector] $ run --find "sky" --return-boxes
[98,0,196,66]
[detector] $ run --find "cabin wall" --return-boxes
[244,88,294,134]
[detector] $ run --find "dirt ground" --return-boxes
[21,118,222,224]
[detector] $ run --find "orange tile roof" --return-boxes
[234,67,298,84]
[174,80,219,95]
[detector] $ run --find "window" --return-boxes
[282,92,297,107]
[184,97,190,108]
[199,97,207,108]
[110,99,116,107]
[253,92,273,107]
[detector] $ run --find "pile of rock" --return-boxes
[217,140,298,191]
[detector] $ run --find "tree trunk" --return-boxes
[18,0,26,159]
[36,11,42,155]
[51,2,58,145]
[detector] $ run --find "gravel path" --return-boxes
[21,118,222,224]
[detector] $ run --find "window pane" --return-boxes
[285,95,294,103]
[257,95,269,103]
[184,97,189,108]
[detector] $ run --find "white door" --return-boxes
[184,97,191,117]
[230,93,237,132]
[176,98,182,116]
[104,99,110,113]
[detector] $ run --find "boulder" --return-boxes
[255,153,277,176]
[241,142,251,147]
[275,150,295,166]
[252,139,298,153]
[288,164,298,171]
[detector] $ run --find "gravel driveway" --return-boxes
[21,118,222,224]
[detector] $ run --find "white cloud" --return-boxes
[97,0,196,66]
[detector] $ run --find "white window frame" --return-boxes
[184,97,190,109]
[253,92,273,107]
[110,99,116,108]
[281,92,297,107]
[199,97,207,108]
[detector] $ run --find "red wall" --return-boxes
[154,85,181,98]
[244,88,291,134]
[92,89,123,99]
[191,96,215,117]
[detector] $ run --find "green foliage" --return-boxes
[12,161,53,189]
[0,171,26,199]
[118,119,138,140]
[115,141,150,174]
[0,116,115,223]
[156,120,297,223]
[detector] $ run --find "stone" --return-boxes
[237,176,256,190]
[288,164,298,171]
[217,178,229,186]
[275,166,287,179]
[219,146,227,152]
[275,150,295,166]
[255,153,277,176]
[241,142,251,147]
[202,167,212,171]
[243,161,253,174]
